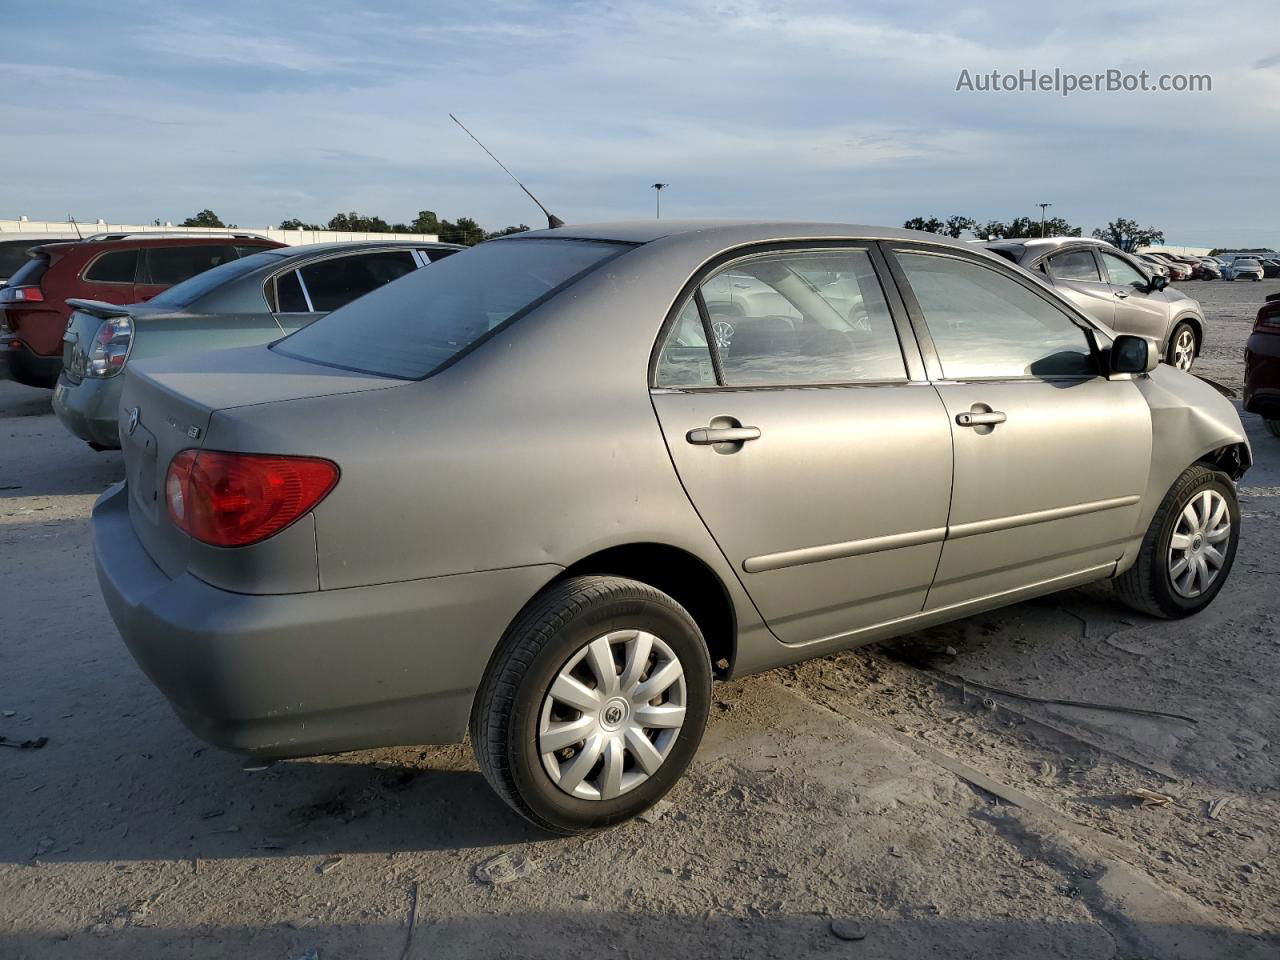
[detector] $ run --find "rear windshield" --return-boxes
[273,238,630,379]
[5,253,49,287]
[0,241,41,279]
[147,251,286,309]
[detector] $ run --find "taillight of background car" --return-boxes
[0,285,45,303]
[1256,294,1280,332]
[165,450,339,547]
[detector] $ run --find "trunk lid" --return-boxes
[62,299,162,384]
[119,344,402,578]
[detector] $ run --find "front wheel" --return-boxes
[471,576,712,834]
[1166,322,1197,372]
[1113,465,1240,618]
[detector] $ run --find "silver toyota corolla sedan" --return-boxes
[983,237,1207,372]
[93,221,1250,834]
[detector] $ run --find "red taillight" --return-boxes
[165,450,339,547]
[0,285,44,303]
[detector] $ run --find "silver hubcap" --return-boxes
[1172,329,1195,371]
[539,630,686,801]
[1168,489,1231,598]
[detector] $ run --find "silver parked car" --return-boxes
[93,221,1250,834]
[1225,257,1265,281]
[53,240,460,449]
[985,237,1206,372]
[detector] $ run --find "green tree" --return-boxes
[181,209,225,228]
[411,210,442,234]
[278,218,322,230]
[1091,218,1164,252]
[327,211,392,233]
[903,216,945,234]
[943,215,976,238]
[486,224,531,239]
[437,216,486,246]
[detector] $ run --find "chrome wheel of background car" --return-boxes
[538,630,687,801]
[1172,328,1197,371]
[1168,489,1231,598]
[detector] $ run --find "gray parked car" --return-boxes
[93,221,1250,834]
[53,240,460,448]
[1224,258,1265,282]
[985,237,1206,372]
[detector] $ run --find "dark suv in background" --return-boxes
[0,233,283,387]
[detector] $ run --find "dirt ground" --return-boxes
[2,279,1278,959]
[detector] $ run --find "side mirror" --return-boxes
[1147,274,1169,292]
[1110,334,1159,376]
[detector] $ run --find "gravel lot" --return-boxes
[2,279,1278,959]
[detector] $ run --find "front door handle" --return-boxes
[955,410,1007,427]
[1114,290,1129,299]
[687,425,761,445]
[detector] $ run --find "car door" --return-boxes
[1099,250,1170,342]
[1041,247,1115,327]
[884,243,1152,610]
[650,245,954,646]
[270,250,421,332]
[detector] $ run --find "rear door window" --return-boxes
[1046,249,1102,282]
[296,250,420,312]
[145,245,239,285]
[83,249,140,284]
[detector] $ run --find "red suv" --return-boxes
[0,233,284,388]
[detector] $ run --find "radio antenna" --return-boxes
[449,113,563,229]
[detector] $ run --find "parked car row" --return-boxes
[0,231,462,446]
[81,219,1253,833]
[983,237,1206,371]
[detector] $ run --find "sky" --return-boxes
[2,0,1277,246]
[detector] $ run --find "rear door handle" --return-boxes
[687,426,761,445]
[955,411,1007,427]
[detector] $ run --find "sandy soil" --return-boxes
[2,280,1277,958]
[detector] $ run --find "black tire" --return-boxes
[470,575,712,835]
[1266,419,1280,439]
[1165,321,1197,371]
[1113,465,1240,618]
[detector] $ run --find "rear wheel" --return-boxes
[1114,465,1239,618]
[1166,322,1197,372]
[471,575,712,834]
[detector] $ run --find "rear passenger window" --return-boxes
[660,249,906,388]
[275,270,309,313]
[897,252,1095,380]
[83,250,139,284]
[146,245,238,285]
[297,251,418,312]
[1046,249,1101,282]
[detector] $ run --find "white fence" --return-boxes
[0,218,439,246]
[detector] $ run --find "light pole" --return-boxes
[652,183,669,219]
[1037,202,1052,237]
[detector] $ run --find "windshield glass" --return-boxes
[145,251,286,308]
[273,238,631,379]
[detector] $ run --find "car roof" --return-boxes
[268,239,464,256]
[507,218,1011,255]
[32,235,285,256]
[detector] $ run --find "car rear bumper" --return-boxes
[52,372,122,447]
[92,482,559,759]
[1244,332,1280,418]
[1,340,62,388]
